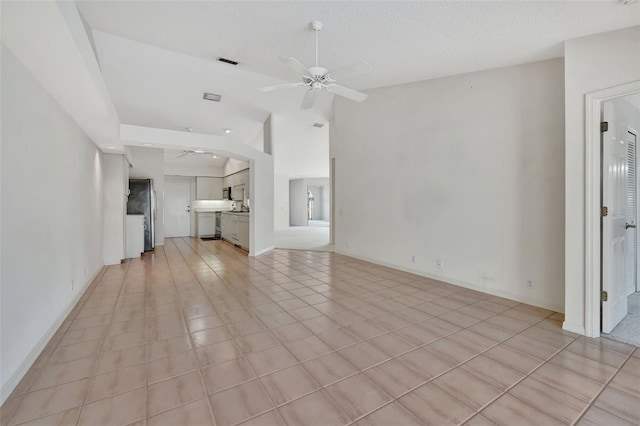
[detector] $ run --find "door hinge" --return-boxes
[602,206,609,217]
[601,291,608,302]
[601,122,609,132]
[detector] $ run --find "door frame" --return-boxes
[585,80,640,338]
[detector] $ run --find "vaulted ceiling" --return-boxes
[75,0,639,153]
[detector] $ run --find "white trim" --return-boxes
[251,246,274,257]
[584,80,640,338]
[561,321,586,336]
[334,250,563,313]
[0,267,104,405]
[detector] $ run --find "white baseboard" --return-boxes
[251,246,274,257]
[334,249,564,314]
[562,320,586,336]
[0,266,104,405]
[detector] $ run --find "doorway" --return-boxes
[164,176,192,237]
[274,178,331,251]
[589,87,640,346]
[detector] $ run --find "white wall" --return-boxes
[289,179,307,226]
[127,146,165,245]
[1,46,105,400]
[272,114,330,178]
[564,26,640,334]
[322,185,331,221]
[334,58,565,312]
[224,158,249,176]
[164,163,223,177]
[103,154,128,264]
[308,186,323,220]
[274,172,290,230]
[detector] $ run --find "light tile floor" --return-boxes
[2,237,639,426]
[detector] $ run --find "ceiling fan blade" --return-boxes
[258,82,306,92]
[326,84,368,102]
[300,88,319,110]
[176,151,190,158]
[326,61,372,82]
[280,56,312,77]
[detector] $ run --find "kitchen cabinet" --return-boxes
[125,215,144,258]
[232,185,245,201]
[197,212,215,237]
[221,212,232,241]
[221,212,249,250]
[196,177,223,200]
[238,215,249,250]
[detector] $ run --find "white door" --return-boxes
[602,101,629,333]
[626,130,637,296]
[165,176,191,237]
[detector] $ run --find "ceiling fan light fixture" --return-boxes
[258,20,372,109]
[185,127,193,132]
[212,155,217,158]
[224,128,231,134]
[194,149,205,153]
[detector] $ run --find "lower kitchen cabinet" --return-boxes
[238,216,249,250]
[221,212,249,251]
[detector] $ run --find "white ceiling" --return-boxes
[28,0,635,169]
[164,149,228,167]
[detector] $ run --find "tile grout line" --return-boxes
[172,237,288,426]
[163,238,220,426]
[569,348,637,426]
[74,260,130,426]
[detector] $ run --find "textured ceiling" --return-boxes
[164,149,228,167]
[75,0,640,154]
[78,1,640,90]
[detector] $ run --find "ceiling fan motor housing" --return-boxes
[308,66,328,78]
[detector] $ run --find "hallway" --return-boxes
[2,238,638,426]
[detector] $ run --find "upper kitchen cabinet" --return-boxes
[196,176,223,200]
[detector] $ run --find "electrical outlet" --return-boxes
[71,279,75,291]
[345,242,349,249]
[436,259,443,269]
[411,255,416,264]
[83,267,86,278]
[527,279,534,289]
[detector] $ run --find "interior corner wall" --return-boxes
[289,179,307,226]
[128,146,165,245]
[308,186,323,220]
[334,58,565,312]
[321,185,331,221]
[274,172,290,230]
[103,154,127,265]
[1,45,105,400]
[564,26,640,334]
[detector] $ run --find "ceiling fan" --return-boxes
[177,149,217,158]
[259,21,372,109]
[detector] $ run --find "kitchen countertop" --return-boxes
[194,209,249,215]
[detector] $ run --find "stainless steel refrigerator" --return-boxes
[127,179,156,251]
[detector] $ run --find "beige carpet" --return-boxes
[274,225,332,251]
[604,292,640,347]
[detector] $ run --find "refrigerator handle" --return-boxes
[152,189,157,219]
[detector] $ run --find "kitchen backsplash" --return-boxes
[193,200,233,209]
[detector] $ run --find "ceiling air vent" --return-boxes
[217,57,239,66]
[312,123,325,128]
[203,92,222,102]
